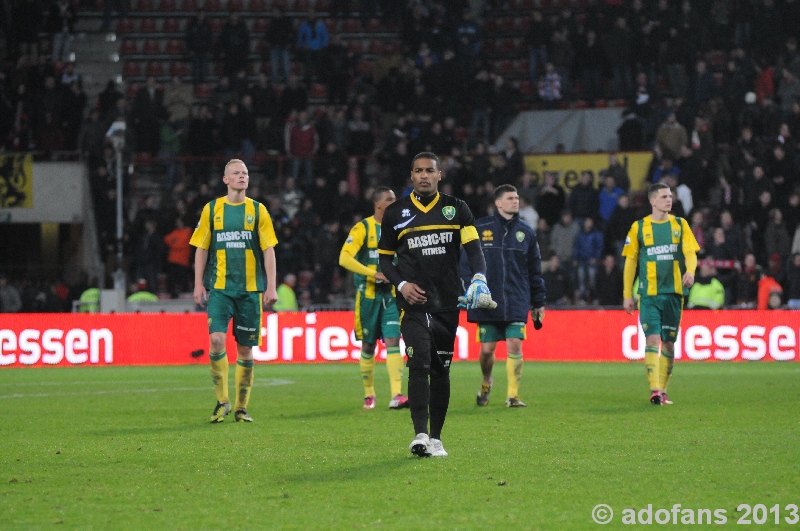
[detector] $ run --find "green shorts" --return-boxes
[355,289,400,344]
[639,293,683,342]
[207,289,263,347]
[476,322,527,343]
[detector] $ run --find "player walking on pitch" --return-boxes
[622,182,699,405]
[464,184,546,408]
[191,159,278,422]
[339,186,408,410]
[378,152,496,457]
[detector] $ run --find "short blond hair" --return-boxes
[224,159,247,174]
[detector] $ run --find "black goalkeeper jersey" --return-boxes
[378,192,479,313]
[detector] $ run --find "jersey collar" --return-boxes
[410,192,440,213]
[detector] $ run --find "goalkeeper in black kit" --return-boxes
[378,152,496,458]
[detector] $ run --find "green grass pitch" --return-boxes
[1,362,798,530]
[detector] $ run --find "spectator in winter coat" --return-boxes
[573,217,604,302]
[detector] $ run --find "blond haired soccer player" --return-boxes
[622,182,699,405]
[339,186,408,410]
[191,159,278,423]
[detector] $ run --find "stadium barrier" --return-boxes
[1,310,798,368]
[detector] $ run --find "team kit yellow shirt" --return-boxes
[190,197,278,291]
[341,216,387,299]
[622,214,700,296]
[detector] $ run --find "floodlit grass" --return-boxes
[1,362,798,530]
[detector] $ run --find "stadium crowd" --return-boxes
[1,0,800,312]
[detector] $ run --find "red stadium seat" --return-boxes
[162,18,181,33]
[169,61,189,77]
[295,0,310,12]
[342,19,360,33]
[209,18,225,33]
[272,0,287,9]
[136,0,154,11]
[356,59,373,74]
[517,80,533,95]
[593,99,608,108]
[166,39,183,55]
[498,59,513,74]
[367,40,384,55]
[365,18,382,33]
[253,18,269,33]
[324,19,337,33]
[229,0,245,11]
[195,83,212,99]
[140,19,158,33]
[126,83,141,99]
[116,18,135,33]
[250,0,267,11]
[501,17,515,32]
[347,40,364,54]
[612,98,628,107]
[120,40,138,55]
[143,39,161,54]
[124,61,143,77]
[517,59,529,73]
[575,99,589,109]
[309,83,327,99]
[146,61,165,77]
[517,0,535,8]
[517,18,530,31]
[160,0,178,11]
[204,0,222,10]
[484,18,497,32]
[317,0,330,10]
[184,0,200,10]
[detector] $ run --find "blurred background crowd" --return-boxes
[0,0,799,312]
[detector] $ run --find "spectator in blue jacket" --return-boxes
[573,217,604,303]
[297,9,329,83]
[598,173,625,228]
[460,184,546,408]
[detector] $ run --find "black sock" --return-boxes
[408,367,429,435]
[428,371,450,440]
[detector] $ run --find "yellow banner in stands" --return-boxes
[523,152,653,192]
[0,153,33,208]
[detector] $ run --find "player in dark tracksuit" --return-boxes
[378,152,493,458]
[461,184,546,408]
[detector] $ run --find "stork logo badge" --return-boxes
[246,215,254,224]
[442,206,455,220]
[406,346,413,358]
[516,231,525,242]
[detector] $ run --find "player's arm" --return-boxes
[528,233,546,321]
[190,204,212,306]
[339,223,376,277]
[258,203,279,305]
[681,217,700,288]
[621,223,640,314]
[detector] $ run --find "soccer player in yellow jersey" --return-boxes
[190,159,278,423]
[339,186,408,410]
[622,182,700,405]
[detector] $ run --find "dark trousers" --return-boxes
[402,309,458,440]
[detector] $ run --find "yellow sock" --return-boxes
[506,352,523,399]
[659,348,674,391]
[645,345,660,391]
[385,346,404,397]
[234,359,254,411]
[360,349,376,397]
[209,351,229,404]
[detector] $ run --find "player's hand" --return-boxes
[400,282,427,305]
[458,273,497,309]
[263,287,278,306]
[194,285,208,308]
[623,297,636,314]
[682,272,695,288]
[532,307,544,329]
[374,272,389,284]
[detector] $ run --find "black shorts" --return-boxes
[400,310,459,375]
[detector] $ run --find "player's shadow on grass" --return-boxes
[276,409,362,421]
[87,423,209,436]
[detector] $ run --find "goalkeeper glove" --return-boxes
[458,273,497,310]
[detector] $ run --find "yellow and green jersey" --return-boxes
[621,215,699,296]
[341,216,384,298]
[190,197,278,292]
